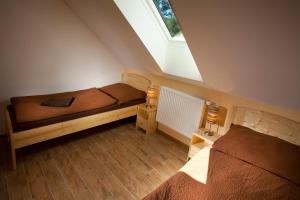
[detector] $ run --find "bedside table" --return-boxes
[136,104,157,134]
[187,129,222,161]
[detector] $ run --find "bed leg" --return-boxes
[10,146,16,170]
[5,130,10,143]
[4,120,10,143]
[4,108,17,170]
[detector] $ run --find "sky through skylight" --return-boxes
[153,0,181,37]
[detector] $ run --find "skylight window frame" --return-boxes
[113,0,202,81]
[145,0,185,42]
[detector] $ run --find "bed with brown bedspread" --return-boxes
[143,125,300,200]
[9,83,146,132]
[5,73,151,170]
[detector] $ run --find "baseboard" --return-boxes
[157,122,190,145]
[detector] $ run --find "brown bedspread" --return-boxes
[144,149,300,200]
[143,172,205,200]
[12,88,117,123]
[144,125,300,200]
[213,125,300,186]
[9,84,146,132]
[100,83,146,104]
[8,99,145,132]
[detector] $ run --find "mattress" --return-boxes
[9,83,146,132]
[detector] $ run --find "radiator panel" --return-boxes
[156,87,205,138]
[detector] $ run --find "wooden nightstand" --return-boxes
[187,129,222,161]
[136,104,157,134]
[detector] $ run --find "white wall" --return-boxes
[0,0,124,134]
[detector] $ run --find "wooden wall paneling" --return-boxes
[232,106,300,145]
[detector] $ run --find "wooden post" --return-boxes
[10,147,16,170]
[5,109,17,170]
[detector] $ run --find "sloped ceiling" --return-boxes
[64,0,161,74]
[66,0,300,111]
[171,0,300,111]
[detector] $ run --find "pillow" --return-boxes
[213,125,300,185]
[100,83,146,104]
[41,97,74,107]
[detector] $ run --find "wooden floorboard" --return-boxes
[0,120,188,200]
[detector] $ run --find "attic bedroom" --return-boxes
[0,0,299,199]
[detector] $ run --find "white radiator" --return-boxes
[156,86,205,138]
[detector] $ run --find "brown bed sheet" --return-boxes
[143,172,205,200]
[213,125,300,186]
[9,84,146,132]
[100,83,146,104]
[12,88,117,123]
[144,126,300,200]
[9,98,145,132]
[143,149,300,200]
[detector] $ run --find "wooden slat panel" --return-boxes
[122,73,151,92]
[232,106,300,145]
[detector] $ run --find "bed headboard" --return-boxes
[122,73,151,92]
[232,106,300,145]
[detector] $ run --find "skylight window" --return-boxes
[114,0,203,81]
[152,0,181,37]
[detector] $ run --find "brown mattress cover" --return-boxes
[100,83,146,105]
[11,88,96,105]
[12,88,117,123]
[144,149,300,200]
[9,98,145,132]
[9,84,146,132]
[213,125,300,186]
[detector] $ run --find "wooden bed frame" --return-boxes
[231,106,300,146]
[5,73,151,170]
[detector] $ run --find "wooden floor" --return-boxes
[0,118,188,200]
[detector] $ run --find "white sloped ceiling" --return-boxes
[66,0,300,111]
[171,0,300,111]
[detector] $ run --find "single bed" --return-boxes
[5,73,151,170]
[143,106,300,200]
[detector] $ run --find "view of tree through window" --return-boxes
[153,0,181,37]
